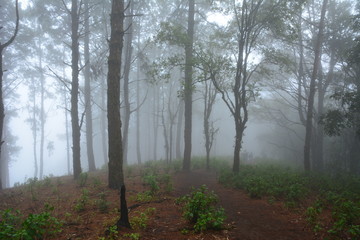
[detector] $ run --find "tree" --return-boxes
[303,0,328,171]
[70,0,82,179]
[183,0,195,171]
[107,0,130,228]
[0,0,19,189]
[84,0,96,171]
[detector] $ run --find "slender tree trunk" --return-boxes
[84,0,96,171]
[65,89,71,175]
[39,40,45,180]
[101,78,108,166]
[0,0,19,190]
[136,53,142,164]
[32,93,38,178]
[122,1,134,165]
[304,0,328,171]
[183,0,195,171]
[176,100,184,159]
[71,0,82,179]
[108,0,130,228]
[153,87,159,161]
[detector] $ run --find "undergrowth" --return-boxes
[218,162,360,239]
[177,185,226,232]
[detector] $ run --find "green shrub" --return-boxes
[177,185,226,232]
[0,208,62,240]
[77,172,88,187]
[143,174,160,194]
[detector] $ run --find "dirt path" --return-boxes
[174,169,316,240]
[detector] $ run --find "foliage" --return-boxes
[0,207,62,240]
[130,207,156,231]
[95,191,109,213]
[320,91,360,137]
[177,185,226,232]
[77,172,88,187]
[142,174,160,194]
[218,162,360,238]
[74,188,89,212]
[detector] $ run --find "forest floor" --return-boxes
[0,167,319,240]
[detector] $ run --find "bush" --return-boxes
[177,185,226,232]
[0,208,62,240]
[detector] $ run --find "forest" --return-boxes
[0,0,360,239]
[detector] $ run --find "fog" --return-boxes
[1,0,359,188]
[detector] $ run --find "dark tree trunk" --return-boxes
[304,0,328,171]
[84,0,96,171]
[0,0,19,190]
[183,0,195,171]
[71,0,82,179]
[107,0,130,229]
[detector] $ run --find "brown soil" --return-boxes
[0,168,318,240]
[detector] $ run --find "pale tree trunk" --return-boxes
[84,0,96,171]
[135,52,141,164]
[304,0,328,171]
[0,0,19,189]
[183,0,195,171]
[153,87,159,161]
[122,0,134,165]
[176,100,184,159]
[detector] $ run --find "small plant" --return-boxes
[77,172,88,187]
[92,176,102,187]
[159,174,173,193]
[131,191,154,202]
[143,174,160,194]
[95,192,110,213]
[123,233,140,240]
[74,188,89,212]
[130,207,156,231]
[41,176,52,187]
[177,185,226,232]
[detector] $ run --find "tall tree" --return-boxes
[84,0,96,171]
[304,0,328,171]
[107,0,130,228]
[183,0,195,171]
[0,0,19,189]
[122,0,134,165]
[70,0,82,179]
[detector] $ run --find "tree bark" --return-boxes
[183,0,195,171]
[71,0,82,179]
[84,0,96,172]
[108,0,130,229]
[304,0,328,171]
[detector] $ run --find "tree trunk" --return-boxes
[0,0,19,190]
[122,0,134,165]
[107,0,125,189]
[136,51,142,164]
[108,0,130,229]
[84,0,96,172]
[183,0,195,171]
[101,78,108,166]
[71,0,82,179]
[304,0,328,171]
[176,100,184,160]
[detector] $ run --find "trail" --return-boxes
[174,169,316,240]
